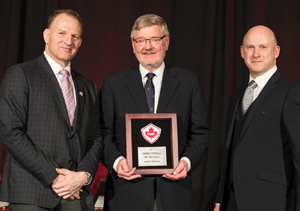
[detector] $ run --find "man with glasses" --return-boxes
[99,14,209,211]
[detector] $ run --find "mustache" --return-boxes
[142,50,156,54]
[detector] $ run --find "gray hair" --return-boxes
[130,14,169,38]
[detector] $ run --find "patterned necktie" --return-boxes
[145,73,156,113]
[59,69,76,126]
[242,80,258,114]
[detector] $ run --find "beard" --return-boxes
[140,59,164,69]
[137,50,166,69]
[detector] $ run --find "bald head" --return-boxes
[243,25,277,47]
[241,25,280,78]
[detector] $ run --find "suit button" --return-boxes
[69,160,73,164]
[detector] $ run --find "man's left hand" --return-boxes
[162,159,188,181]
[52,168,88,199]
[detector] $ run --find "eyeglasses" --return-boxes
[133,35,166,46]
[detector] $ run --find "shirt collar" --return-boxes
[249,65,277,88]
[44,51,71,75]
[139,62,165,79]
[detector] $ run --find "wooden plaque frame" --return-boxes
[125,113,178,175]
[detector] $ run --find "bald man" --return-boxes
[214,25,300,211]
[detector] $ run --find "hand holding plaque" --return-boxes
[162,159,188,181]
[126,113,179,175]
[116,158,141,180]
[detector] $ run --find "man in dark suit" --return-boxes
[214,25,300,211]
[0,9,102,211]
[99,14,209,211]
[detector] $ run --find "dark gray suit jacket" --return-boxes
[217,71,300,211]
[0,55,102,210]
[99,65,209,211]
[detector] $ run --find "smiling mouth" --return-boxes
[142,50,156,54]
[61,46,72,51]
[143,53,156,56]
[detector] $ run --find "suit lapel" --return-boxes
[71,70,85,133]
[226,87,245,148]
[38,55,71,128]
[237,71,281,146]
[157,67,179,113]
[124,67,149,113]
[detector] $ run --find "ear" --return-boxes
[43,29,50,44]
[274,45,280,59]
[240,45,244,59]
[78,38,83,48]
[131,38,136,53]
[165,35,170,51]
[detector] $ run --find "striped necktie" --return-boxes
[59,69,76,126]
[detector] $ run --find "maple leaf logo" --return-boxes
[145,127,157,140]
[141,123,161,144]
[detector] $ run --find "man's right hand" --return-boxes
[52,169,86,200]
[214,204,220,211]
[117,158,141,180]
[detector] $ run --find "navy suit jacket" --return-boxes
[99,65,209,211]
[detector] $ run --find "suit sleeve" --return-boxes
[282,84,300,209]
[77,82,103,178]
[0,66,58,187]
[181,76,209,170]
[99,76,123,173]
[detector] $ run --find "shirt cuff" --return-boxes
[113,156,125,172]
[181,157,191,172]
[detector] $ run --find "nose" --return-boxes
[64,34,72,45]
[144,39,153,49]
[253,48,260,57]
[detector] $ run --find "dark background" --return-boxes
[1,0,300,210]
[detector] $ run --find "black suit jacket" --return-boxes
[0,55,102,210]
[99,65,209,211]
[217,71,300,211]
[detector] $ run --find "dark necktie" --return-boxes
[242,80,258,114]
[145,73,155,113]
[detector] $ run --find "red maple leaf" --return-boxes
[145,127,157,140]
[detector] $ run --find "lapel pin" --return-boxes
[79,92,83,96]
[262,111,266,114]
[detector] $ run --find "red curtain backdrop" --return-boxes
[1,0,300,210]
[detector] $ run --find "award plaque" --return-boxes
[126,113,178,175]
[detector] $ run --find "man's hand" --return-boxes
[52,169,87,199]
[52,174,80,200]
[213,204,220,211]
[162,159,188,181]
[117,158,141,180]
